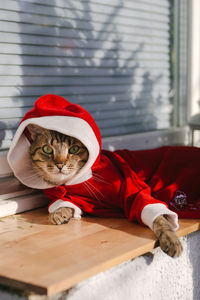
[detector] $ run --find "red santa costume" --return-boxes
[7,94,200,230]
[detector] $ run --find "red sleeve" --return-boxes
[43,185,124,218]
[125,187,168,224]
[101,149,169,224]
[43,186,90,213]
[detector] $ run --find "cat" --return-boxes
[28,124,89,187]
[27,124,183,258]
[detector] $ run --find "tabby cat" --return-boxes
[27,124,182,258]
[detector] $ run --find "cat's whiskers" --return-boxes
[46,165,80,170]
[83,181,101,203]
[22,172,46,184]
[83,181,104,203]
[92,173,111,185]
[46,166,80,177]
[87,181,105,200]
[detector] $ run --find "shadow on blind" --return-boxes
[0,0,172,149]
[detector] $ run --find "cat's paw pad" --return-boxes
[49,207,74,225]
[159,230,183,258]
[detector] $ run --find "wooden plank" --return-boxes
[0,177,47,217]
[0,177,33,200]
[0,194,47,218]
[0,208,198,296]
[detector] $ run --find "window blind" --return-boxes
[0,0,173,149]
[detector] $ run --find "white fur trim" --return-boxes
[7,116,100,189]
[141,203,179,231]
[48,199,82,219]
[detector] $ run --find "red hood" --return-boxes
[21,94,102,151]
[7,94,101,188]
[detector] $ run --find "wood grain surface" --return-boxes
[0,208,199,296]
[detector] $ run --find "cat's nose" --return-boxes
[56,163,64,170]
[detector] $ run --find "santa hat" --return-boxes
[7,94,101,189]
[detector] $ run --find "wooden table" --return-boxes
[0,208,199,296]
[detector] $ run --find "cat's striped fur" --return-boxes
[27,124,89,186]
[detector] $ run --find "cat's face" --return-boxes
[27,124,89,186]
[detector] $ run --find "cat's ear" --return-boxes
[26,124,47,141]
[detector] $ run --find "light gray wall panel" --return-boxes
[0,0,173,149]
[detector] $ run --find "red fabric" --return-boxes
[44,145,200,224]
[45,146,200,222]
[17,95,200,222]
[45,149,167,224]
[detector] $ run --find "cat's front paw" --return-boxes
[49,207,74,225]
[159,230,183,258]
[153,215,183,258]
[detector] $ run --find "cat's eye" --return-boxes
[69,145,80,154]
[42,145,53,154]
